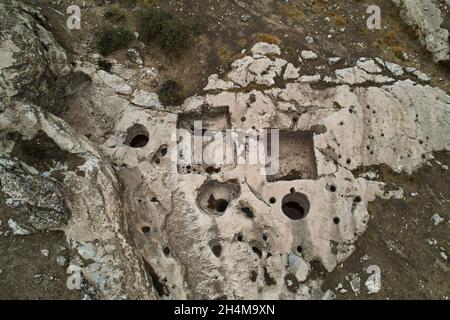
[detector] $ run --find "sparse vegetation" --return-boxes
[383,30,401,47]
[286,46,297,56]
[95,25,135,55]
[279,4,305,22]
[138,8,200,57]
[236,38,248,48]
[158,80,184,105]
[218,43,236,64]
[104,5,126,23]
[380,30,405,60]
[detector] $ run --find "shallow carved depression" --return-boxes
[266,130,318,182]
[125,123,149,148]
[197,179,241,216]
[281,192,310,220]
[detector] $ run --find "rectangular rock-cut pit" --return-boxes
[266,130,318,182]
[176,106,234,174]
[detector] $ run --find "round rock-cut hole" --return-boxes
[210,241,222,257]
[207,195,229,213]
[197,179,240,216]
[141,226,151,233]
[281,192,310,220]
[125,124,149,148]
[130,135,149,148]
[163,246,171,256]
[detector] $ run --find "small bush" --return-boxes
[138,8,200,57]
[95,25,135,56]
[104,5,126,23]
[158,80,184,105]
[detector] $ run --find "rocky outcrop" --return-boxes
[0,0,74,109]
[393,0,450,63]
[60,42,450,299]
[1,0,450,300]
[0,0,153,299]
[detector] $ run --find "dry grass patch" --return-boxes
[253,33,282,45]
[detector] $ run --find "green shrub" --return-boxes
[104,5,126,23]
[95,25,135,55]
[138,8,200,57]
[158,80,184,105]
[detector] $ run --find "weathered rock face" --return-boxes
[0,0,153,300]
[1,0,450,300]
[0,0,73,107]
[0,100,154,299]
[60,42,450,299]
[393,0,450,63]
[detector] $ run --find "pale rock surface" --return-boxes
[356,58,382,74]
[131,89,162,109]
[393,0,450,62]
[251,42,281,56]
[96,70,133,95]
[385,61,404,76]
[58,43,450,299]
[1,2,450,299]
[301,50,318,60]
[283,63,300,80]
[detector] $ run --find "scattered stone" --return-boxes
[413,70,431,82]
[41,249,49,257]
[360,254,369,262]
[7,219,30,235]
[204,74,237,91]
[402,52,409,61]
[251,42,281,56]
[305,36,314,44]
[56,255,66,266]
[385,61,404,76]
[356,58,382,73]
[321,290,336,300]
[346,273,361,294]
[131,89,162,108]
[335,283,347,294]
[126,49,143,66]
[283,63,300,80]
[301,50,318,60]
[432,214,445,226]
[96,70,132,95]
[327,57,341,65]
[298,74,321,83]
